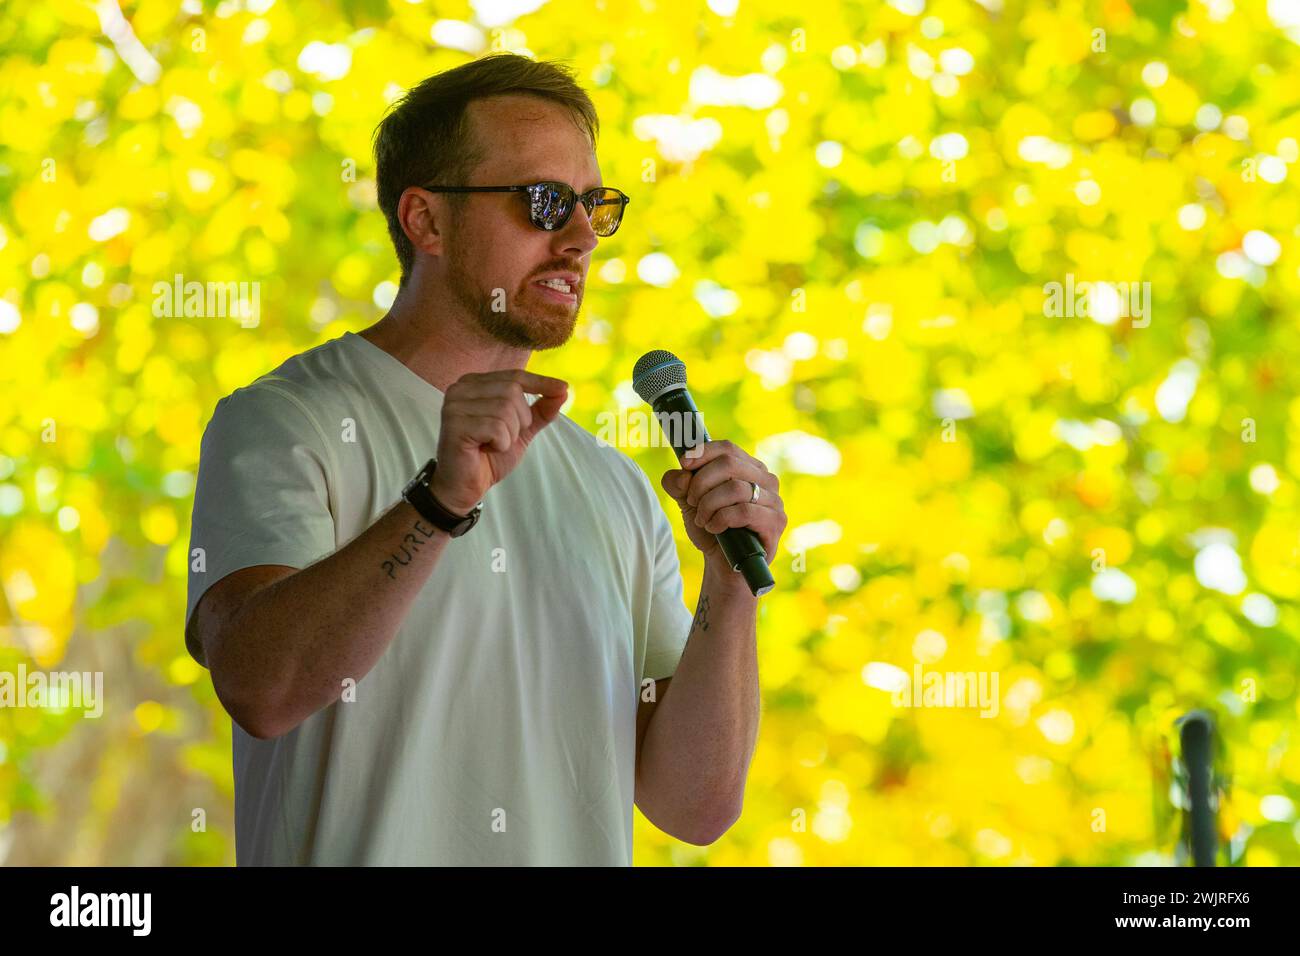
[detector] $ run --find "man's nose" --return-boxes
[554,201,600,256]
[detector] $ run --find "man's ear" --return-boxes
[397,186,444,260]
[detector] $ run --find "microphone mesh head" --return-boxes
[632,350,688,404]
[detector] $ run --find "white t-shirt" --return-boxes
[184,330,695,865]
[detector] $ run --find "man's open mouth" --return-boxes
[533,278,577,302]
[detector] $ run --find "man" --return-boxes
[184,53,788,865]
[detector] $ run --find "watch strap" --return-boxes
[403,458,481,537]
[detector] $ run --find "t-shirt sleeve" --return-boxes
[184,383,338,665]
[640,472,697,681]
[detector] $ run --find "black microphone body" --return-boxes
[636,358,776,598]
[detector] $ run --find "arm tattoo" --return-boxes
[380,519,439,579]
[692,594,711,633]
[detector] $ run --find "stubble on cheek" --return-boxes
[447,223,581,349]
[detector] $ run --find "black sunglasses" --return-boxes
[419,181,630,237]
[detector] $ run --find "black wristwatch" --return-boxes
[402,458,482,538]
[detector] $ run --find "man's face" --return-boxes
[441,94,603,351]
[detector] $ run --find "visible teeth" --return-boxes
[538,279,571,293]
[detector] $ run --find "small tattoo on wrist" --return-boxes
[692,595,711,632]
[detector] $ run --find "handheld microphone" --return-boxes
[632,350,776,597]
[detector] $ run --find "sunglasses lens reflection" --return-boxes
[589,190,624,236]
[531,184,574,229]
[530,184,625,235]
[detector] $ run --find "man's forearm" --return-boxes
[635,560,761,843]
[211,498,452,738]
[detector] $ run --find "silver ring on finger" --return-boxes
[749,480,760,504]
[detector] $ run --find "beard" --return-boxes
[446,236,580,351]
